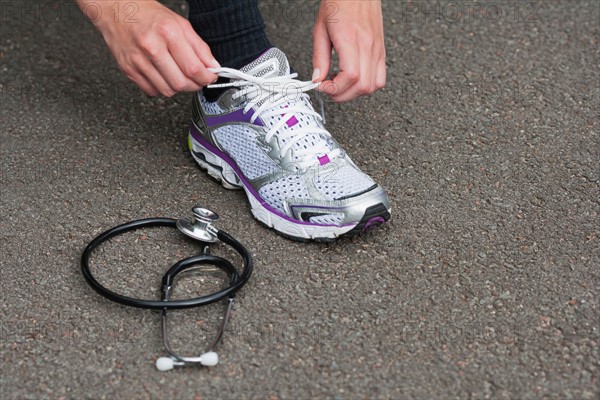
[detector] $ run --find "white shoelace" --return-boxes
[207,67,339,169]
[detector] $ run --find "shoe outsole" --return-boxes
[189,133,390,242]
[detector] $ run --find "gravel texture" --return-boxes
[1,1,598,399]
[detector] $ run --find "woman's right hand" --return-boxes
[77,0,220,97]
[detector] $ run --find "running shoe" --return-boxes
[188,48,391,241]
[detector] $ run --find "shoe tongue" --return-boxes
[241,48,290,78]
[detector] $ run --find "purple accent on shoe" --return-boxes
[190,124,353,228]
[363,216,385,232]
[318,154,330,166]
[286,116,298,127]
[205,108,264,127]
[280,105,298,128]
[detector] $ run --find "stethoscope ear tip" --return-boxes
[156,357,175,371]
[200,351,219,367]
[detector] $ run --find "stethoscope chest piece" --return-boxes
[177,206,220,243]
[80,206,253,372]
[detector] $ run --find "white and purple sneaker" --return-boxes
[188,48,391,241]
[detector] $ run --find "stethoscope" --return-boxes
[80,206,253,371]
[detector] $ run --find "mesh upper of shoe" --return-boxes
[213,125,280,180]
[201,94,281,180]
[257,175,310,212]
[200,95,225,115]
[309,213,345,225]
[314,161,375,201]
[197,48,378,223]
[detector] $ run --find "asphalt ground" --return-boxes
[1,0,598,399]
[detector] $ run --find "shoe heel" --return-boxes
[188,134,242,190]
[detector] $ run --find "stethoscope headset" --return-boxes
[81,206,253,371]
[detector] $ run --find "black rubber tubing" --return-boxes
[80,218,253,310]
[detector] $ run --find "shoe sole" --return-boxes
[188,132,390,241]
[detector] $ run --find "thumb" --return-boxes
[312,24,332,83]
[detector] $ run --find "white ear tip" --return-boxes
[200,352,219,367]
[156,357,175,371]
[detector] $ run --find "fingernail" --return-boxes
[312,68,320,81]
[211,58,221,68]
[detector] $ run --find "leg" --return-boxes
[186,0,272,69]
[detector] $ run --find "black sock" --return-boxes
[186,0,273,70]
[202,77,230,102]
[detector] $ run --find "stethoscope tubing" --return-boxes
[80,217,253,310]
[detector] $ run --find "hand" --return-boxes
[77,0,219,97]
[312,0,386,102]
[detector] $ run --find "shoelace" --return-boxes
[207,67,339,169]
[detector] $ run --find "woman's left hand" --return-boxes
[312,0,386,103]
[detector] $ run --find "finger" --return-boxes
[167,33,217,87]
[130,70,159,96]
[137,57,178,97]
[374,57,386,90]
[318,78,339,98]
[119,59,160,96]
[312,23,332,82]
[357,40,375,95]
[333,40,381,102]
[324,41,360,102]
[150,46,202,94]
[181,22,221,70]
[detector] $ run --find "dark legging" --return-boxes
[187,0,272,69]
